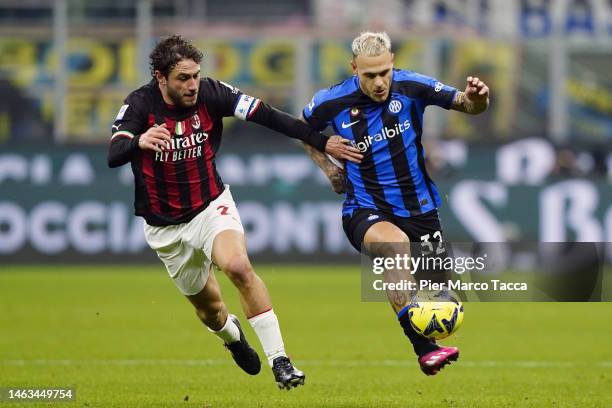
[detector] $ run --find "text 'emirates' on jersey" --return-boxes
[108,79,261,226]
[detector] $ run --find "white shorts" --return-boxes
[143,185,244,296]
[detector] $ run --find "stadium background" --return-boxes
[1,1,611,407]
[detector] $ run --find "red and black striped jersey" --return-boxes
[108,78,329,226]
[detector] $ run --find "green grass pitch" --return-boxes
[1,265,611,407]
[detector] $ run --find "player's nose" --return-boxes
[187,78,198,91]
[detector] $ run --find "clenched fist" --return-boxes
[139,123,172,152]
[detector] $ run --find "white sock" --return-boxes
[208,314,241,344]
[248,309,286,366]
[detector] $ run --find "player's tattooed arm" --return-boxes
[451,76,490,115]
[391,291,408,310]
[301,141,346,194]
[298,116,345,194]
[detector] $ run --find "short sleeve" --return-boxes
[394,71,458,110]
[302,89,332,131]
[417,74,458,109]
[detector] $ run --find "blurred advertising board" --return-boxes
[1,35,610,143]
[1,138,610,263]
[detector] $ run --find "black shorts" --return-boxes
[343,208,452,282]
[342,208,443,252]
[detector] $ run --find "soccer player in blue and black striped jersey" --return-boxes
[302,32,490,376]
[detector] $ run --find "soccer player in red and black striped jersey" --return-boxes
[108,35,362,389]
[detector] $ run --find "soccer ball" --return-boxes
[408,291,464,340]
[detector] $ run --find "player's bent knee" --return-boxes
[368,236,410,258]
[380,240,410,257]
[221,255,254,287]
[379,229,410,246]
[364,222,410,257]
[373,243,406,258]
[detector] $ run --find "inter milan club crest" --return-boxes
[175,121,185,136]
[192,114,200,130]
[388,99,402,114]
[350,107,360,117]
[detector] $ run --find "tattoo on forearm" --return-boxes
[301,141,328,166]
[392,291,407,309]
[451,91,488,114]
[452,91,466,112]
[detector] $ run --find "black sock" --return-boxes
[398,309,438,357]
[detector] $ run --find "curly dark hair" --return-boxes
[149,35,203,78]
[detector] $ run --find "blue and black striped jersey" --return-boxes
[303,69,458,218]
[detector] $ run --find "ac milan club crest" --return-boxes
[192,114,201,130]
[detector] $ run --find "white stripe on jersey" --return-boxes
[111,130,135,141]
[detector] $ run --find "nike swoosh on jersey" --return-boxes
[341,120,360,129]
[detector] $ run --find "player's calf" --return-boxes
[195,304,226,330]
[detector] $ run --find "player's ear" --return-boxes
[350,59,357,74]
[390,52,395,64]
[154,70,166,86]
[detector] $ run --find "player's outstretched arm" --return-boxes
[248,103,362,164]
[450,76,490,115]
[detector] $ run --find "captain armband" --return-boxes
[234,94,262,120]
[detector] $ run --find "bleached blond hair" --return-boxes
[351,32,392,58]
